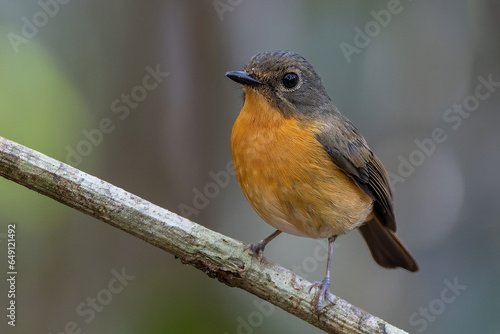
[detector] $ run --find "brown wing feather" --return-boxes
[314,118,395,231]
[314,116,419,272]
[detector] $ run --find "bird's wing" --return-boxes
[314,117,396,231]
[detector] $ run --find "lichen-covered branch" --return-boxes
[0,136,407,334]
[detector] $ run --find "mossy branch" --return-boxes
[0,136,407,334]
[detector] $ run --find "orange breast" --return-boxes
[231,89,373,239]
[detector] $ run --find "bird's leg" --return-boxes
[245,230,282,262]
[309,235,337,313]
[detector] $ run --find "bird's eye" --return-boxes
[282,72,299,89]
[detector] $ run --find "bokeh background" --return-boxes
[1,1,499,333]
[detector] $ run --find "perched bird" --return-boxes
[226,50,418,311]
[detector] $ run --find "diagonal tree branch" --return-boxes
[0,136,408,334]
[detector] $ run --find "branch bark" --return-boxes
[0,136,408,334]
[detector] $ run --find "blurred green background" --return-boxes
[1,1,499,333]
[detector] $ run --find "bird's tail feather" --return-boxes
[358,218,419,272]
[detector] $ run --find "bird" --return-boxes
[226,50,418,312]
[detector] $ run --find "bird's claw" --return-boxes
[244,242,266,263]
[309,277,335,313]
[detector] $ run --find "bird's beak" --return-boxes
[225,71,264,87]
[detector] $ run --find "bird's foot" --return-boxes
[244,242,267,263]
[309,277,335,313]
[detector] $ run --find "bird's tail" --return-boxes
[358,218,419,272]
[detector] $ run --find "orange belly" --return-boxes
[231,90,373,239]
